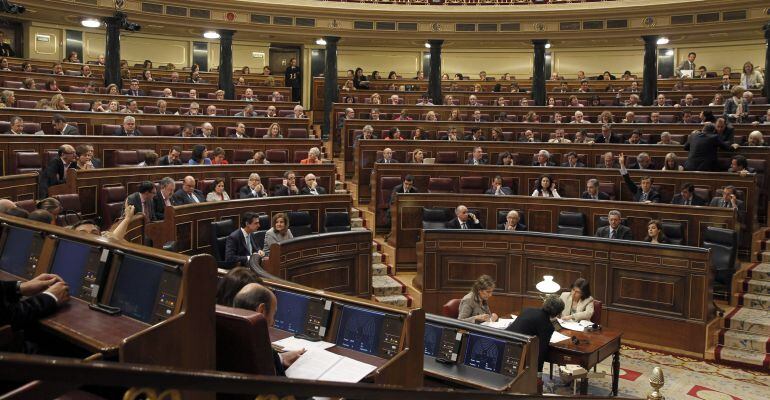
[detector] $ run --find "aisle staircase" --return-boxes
[371,240,413,307]
[715,261,770,369]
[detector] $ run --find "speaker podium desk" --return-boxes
[548,327,622,396]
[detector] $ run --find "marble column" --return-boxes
[217,30,235,100]
[641,35,659,106]
[531,40,547,106]
[322,36,340,141]
[427,39,443,105]
[102,14,122,89]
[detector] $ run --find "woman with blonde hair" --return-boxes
[263,213,293,256]
[662,152,684,171]
[740,61,764,90]
[458,275,499,323]
[263,123,282,138]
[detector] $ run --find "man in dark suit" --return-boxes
[619,154,661,203]
[225,211,265,266]
[232,282,305,375]
[125,181,158,221]
[485,176,512,195]
[597,151,620,169]
[300,173,327,195]
[715,118,734,144]
[389,175,418,205]
[502,210,526,231]
[39,144,76,197]
[154,177,176,220]
[684,122,737,171]
[710,186,745,219]
[532,150,556,167]
[506,295,564,372]
[171,176,205,205]
[273,171,300,196]
[595,210,633,240]
[446,205,483,229]
[466,146,488,165]
[157,146,182,166]
[463,127,487,141]
[52,114,79,135]
[376,148,398,164]
[0,31,15,57]
[671,183,706,206]
[1,274,69,329]
[593,124,622,144]
[126,79,145,97]
[675,52,697,77]
[113,116,142,136]
[720,75,733,91]
[581,179,610,200]
[240,173,268,199]
[561,152,586,168]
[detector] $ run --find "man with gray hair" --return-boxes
[114,115,141,136]
[154,177,176,220]
[290,104,306,119]
[532,150,555,167]
[240,173,268,199]
[301,147,322,164]
[338,107,355,134]
[197,122,215,138]
[581,178,609,200]
[446,205,483,229]
[595,210,632,239]
[301,173,327,195]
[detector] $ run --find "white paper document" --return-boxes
[285,349,377,383]
[557,319,585,332]
[273,336,336,353]
[481,317,516,329]
[550,331,572,344]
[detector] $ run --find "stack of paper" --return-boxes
[481,317,516,329]
[557,319,586,332]
[550,331,572,344]
[285,349,377,383]
[273,336,335,353]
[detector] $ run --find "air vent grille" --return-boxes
[142,2,163,13]
[696,13,719,23]
[671,15,693,24]
[251,14,270,24]
[559,22,580,31]
[273,16,293,25]
[354,21,374,30]
[582,20,603,30]
[606,19,627,29]
[456,23,476,32]
[75,0,98,5]
[296,18,316,27]
[376,22,396,31]
[478,23,497,32]
[165,6,187,17]
[189,9,210,19]
[398,23,418,31]
[723,10,747,21]
[500,23,520,32]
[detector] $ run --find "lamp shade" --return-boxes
[536,275,560,294]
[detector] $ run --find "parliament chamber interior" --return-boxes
[0,0,768,398]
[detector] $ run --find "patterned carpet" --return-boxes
[371,239,412,307]
[545,345,770,399]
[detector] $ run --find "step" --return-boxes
[372,275,406,296]
[743,278,770,296]
[735,292,770,311]
[724,307,770,336]
[747,263,770,282]
[719,329,770,353]
[372,262,391,277]
[715,345,770,369]
[350,208,361,219]
[373,294,413,308]
[351,217,364,229]
[372,251,385,264]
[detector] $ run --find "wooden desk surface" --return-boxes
[549,327,622,366]
[269,327,388,369]
[0,270,148,356]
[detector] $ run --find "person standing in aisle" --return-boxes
[284,57,301,103]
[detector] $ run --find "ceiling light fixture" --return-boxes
[656,37,669,45]
[424,42,431,49]
[81,18,101,28]
[315,38,327,46]
[203,31,220,39]
[545,43,551,49]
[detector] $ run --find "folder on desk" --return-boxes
[285,349,376,383]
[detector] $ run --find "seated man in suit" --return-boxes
[485,175,512,195]
[126,79,145,97]
[171,176,205,205]
[154,177,175,220]
[231,123,248,139]
[300,173,326,195]
[619,154,661,203]
[632,152,655,170]
[594,124,621,144]
[581,178,610,200]
[235,104,257,117]
[240,173,268,198]
[273,170,300,196]
[232,282,305,375]
[389,175,418,206]
[518,129,538,143]
[1,273,70,329]
[503,210,525,231]
[52,114,79,135]
[532,150,556,167]
[446,205,483,230]
[158,146,182,166]
[377,147,398,164]
[506,295,564,372]
[39,144,76,197]
[355,125,377,142]
[598,151,619,169]
[671,183,706,206]
[728,155,754,176]
[624,130,647,145]
[710,185,745,217]
[114,115,142,136]
[466,146,488,165]
[225,211,265,266]
[595,210,633,239]
[561,151,585,168]
[125,181,158,221]
[463,126,486,141]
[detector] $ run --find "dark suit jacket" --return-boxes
[561,161,586,168]
[446,217,483,229]
[125,192,157,221]
[58,124,79,135]
[485,186,513,195]
[225,228,258,265]
[671,194,706,206]
[683,132,733,171]
[154,191,172,220]
[0,280,58,329]
[300,186,327,195]
[595,224,633,240]
[39,158,67,197]
[463,134,487,141]
[506,308,554,371]
[593,134,622,144]
[273,185,299,196]
[376,158,398,164]
[716,125,735,144]
[239,185,267,199]
[157,155,182,166]
[622,173,662,202]
[710,197,746,219]
[126,90,145,97]
[171,188,205,205]
[389,184,417,205]
[532,161,556,167]
[113,127,143,136]
[580,191,610,200]
[465,158,488,165]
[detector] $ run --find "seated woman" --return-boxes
[263,123,283,138]
[644,220,670,244]
[559,278,595,322]
[531,175,560,198]
[458,275,499,323]
[216,267,262,307]
[497,151,514,166]
[211,147,229,165]
[300,147,323,164]
[206,178,230,202]
[263,213,293,256]
[188,144,211,165]
[411,148,424,163]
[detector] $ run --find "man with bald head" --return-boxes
[171,176,205,205]
[446,205,483,229]
[233,283,305,375]
[196,122,215,138]
[40,144,76,197]
[300,173,327,195]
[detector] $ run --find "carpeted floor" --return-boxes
[544,345,770,399]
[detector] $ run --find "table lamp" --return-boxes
[536,275,560,295]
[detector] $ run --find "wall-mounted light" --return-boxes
[656,37,669,45]
[545,43,551,49]
[424,42,431,49]
[315,38,327,46]
[81,18,101,28]
[203,31,220,39]
[664,49,674,56]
